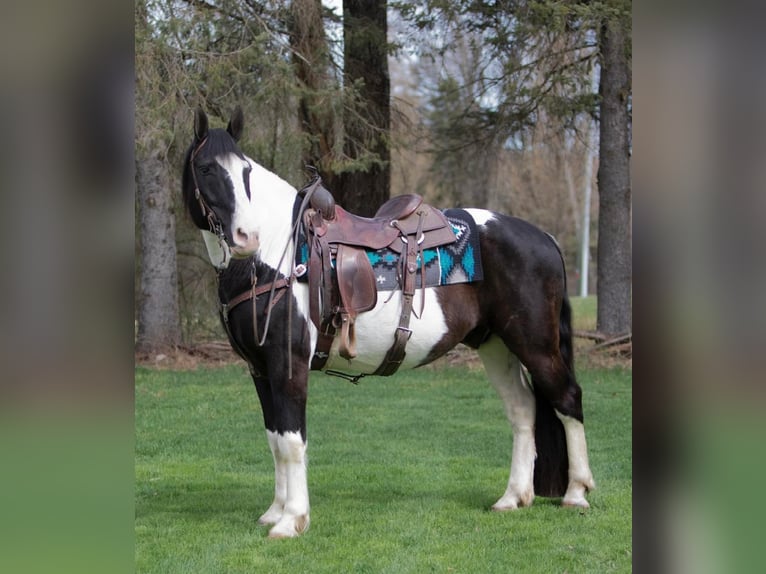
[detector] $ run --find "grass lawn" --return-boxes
[136,355,631,573]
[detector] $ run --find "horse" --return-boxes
[181,106,595,539]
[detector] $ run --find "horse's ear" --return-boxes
[194,107,209,141]
[227,106,244,142]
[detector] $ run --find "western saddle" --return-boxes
[299,178,456,376]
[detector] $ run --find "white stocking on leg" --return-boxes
[268,431,310,538]
[258,430,286,525]
[555,412,596,508]
[478,337,537,510]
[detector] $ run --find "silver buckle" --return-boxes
[396,326,413,340]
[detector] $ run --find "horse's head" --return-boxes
[182,107,259,265]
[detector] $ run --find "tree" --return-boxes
[136,152,182,353]
[424,45,500,208]
[288,0,339,183]
[135,0,182,353]
[335,0,391,215]
[596,9,631,335]
[288,0,392,215]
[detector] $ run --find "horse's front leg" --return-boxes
[244,283,314,537]
[251,367,310,537]
[258,430,287,526]
[248,372,286,526]
[268,428,309,538]
[264,355,310,539]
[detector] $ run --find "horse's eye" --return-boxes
[199,165,211,175]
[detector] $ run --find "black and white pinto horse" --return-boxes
[182,107,595,538]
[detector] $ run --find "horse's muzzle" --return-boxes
[231,228,259,257]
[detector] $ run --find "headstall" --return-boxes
[190,137,227,245]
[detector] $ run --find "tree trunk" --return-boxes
[337,0,390,216]
[136,151,181,353]
[596,16,632,335]
[289,0,337,183]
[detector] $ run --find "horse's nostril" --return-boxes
[235,227,258,250]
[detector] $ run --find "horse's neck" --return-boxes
[248,160,298,276]
[218,258,277,297]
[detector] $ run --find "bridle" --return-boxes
[190,136,227,248]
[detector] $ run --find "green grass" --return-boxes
[136,362,631,573]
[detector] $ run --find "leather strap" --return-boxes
[220,277,290,325]
[305,207,342,370]
[373,211,426,376]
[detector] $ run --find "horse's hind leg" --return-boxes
[478,336,537,510]
[557,411,594,508]
[524,352,595,508]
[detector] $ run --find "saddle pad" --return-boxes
[368,209,483,291]
[294,207,483,290]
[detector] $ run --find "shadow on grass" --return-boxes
[135,476,274,526]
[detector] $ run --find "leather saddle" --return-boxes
[300,183,456,375]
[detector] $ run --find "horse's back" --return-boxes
[466,209,567,281]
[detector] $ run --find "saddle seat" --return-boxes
[303,191,457,375]
[313,194,454,253]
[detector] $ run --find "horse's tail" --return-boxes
[558,293,575,373]
[531,248,574,497]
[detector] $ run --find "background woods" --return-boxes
[135,0,631,351]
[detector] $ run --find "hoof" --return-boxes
[491,489,533,511]
[562,497,590,509]
[258,507,282,526]
[267,530,293,540]
[267,514,309,539]
[561,477,594,509]
[491,502,520,512]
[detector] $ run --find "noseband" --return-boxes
[190,137,227,245]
